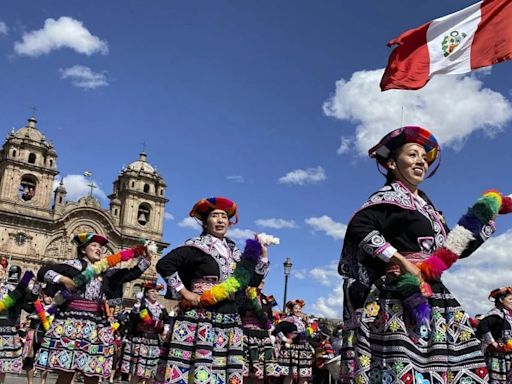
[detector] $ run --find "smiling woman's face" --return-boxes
[387,143,428,188]
[501,294,512,311]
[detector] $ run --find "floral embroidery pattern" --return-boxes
[364,301,380,317]
[358,354,371,368]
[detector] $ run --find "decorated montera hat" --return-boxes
[489,286,512,301]
[286,299,305,310]
[368,126,441,170]
[143,280,164,292]
[72,232,108,249]
[189,197,238,224]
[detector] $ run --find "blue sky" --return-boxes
[2,0,512,318]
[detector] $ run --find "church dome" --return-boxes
[125,152,155,174]
[12,116,45,142]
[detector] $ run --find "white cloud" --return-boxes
[164,212,174,220]
[0,22,8,36]
[293,269,307,280]
[311,283,344,319]
[178,217,201,230]
[255,218,297,229]
[228,228,255,241]
[297,260,343,317]
[305,216,347,240]
[323,69,512,157]
[53,174,107,202]
[227,175,245,183]
[60,65,109,89]
[310,261,340,286]
[337,136,353,155]
[278,166,326,185]
[14,16,108,57]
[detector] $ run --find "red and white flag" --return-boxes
[380,0,512,91]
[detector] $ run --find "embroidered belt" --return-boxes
[191,276,219,295]
[386,251,430,274]
[67,299,103,312]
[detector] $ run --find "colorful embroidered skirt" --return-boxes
[278,341,314,378]
[121,334,161,379]
[0,325,23,374]
[35,306,115,378]
[341,278,488,384]
[242,328,282,379]
[484,352,512,383]
[155,308,244,384]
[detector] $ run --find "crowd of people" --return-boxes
[1,125,512,383]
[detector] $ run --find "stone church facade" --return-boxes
[0,115,169,302]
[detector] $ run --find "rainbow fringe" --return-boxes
[198,239,263,307]
[397,190,508,327]
[0,271,34,314]
[73,244,146,287]
[420,190,504,280]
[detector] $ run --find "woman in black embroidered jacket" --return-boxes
[34,232,151,384]
[338,126,495,384]
[155,197,268,384]
[121,281,169,383]
[273,299,313,384]
[476,286,512,383]
[0,264,38,384]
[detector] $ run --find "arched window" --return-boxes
[28,153,36,164]
[114,208,118,216]
[58,196,63,204]
[49,159,53,167]
[137,203,151,226]
[12,150,16,158]
[19,175,37,201]
[160,189,163,196]
[131,181,135,188]
[143,184,150,193]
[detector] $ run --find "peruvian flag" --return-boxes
[380,0,512,91]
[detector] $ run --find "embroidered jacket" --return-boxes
[476,307,512,352]
[157,234,268,312]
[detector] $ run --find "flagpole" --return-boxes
[401,105,405,126]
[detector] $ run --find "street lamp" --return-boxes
[283,257,293,311]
